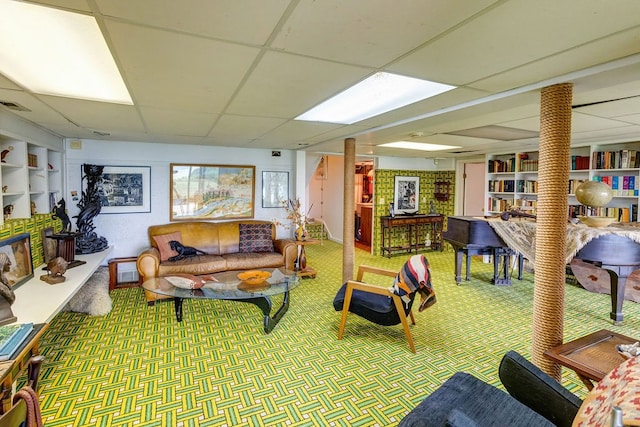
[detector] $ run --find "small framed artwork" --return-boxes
[41,227,57,263]
[262,171,289,208]
[394,176,420,215]
[0,233,34,290]
[170,164,255,220]
[97,166,151,214]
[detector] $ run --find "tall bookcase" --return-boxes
[486,142,640,222]
[1,136,63,225]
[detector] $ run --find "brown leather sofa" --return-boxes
[137,220,298,304]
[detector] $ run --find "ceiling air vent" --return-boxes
[0,100,31,112]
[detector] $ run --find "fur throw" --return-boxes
[63,267,112,316]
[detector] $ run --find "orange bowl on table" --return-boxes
[237,270,271,286]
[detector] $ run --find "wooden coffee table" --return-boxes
[544,329,637,390]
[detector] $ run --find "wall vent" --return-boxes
[0,100,31,112]
[118,270,139,283]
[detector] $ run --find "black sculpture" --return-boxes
[51,199,72,233]
[74,164,109,254]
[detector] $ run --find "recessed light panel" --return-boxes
[296,72,455,124]
[0,0,132,104]
[378,141,460,151]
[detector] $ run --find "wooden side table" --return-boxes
[544,329,637,390]
[0,323,48,413]
[294,239,318,278]
[108,257,143,291]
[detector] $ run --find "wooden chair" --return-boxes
[333,265,418,353]
[0,356,45,427]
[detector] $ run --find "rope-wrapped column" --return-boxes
[533,83,573,379]
[343,138,356,283]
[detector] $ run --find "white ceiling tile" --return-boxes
[104,20,260,113]
[571,112,635,133]
[227,51,369,117]
[471,27,640,93]
[5,1,640,157]
[616,114,640,125]
[259,120,342,143]
[41,95,145,132]
[210,115,287,140]
[95,0,290,44]
[272,0,497,67]
[0,74,21,90]
[140,107,215,137]
[27,0,92,13]
[390,0,640,86]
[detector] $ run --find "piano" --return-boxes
[443,216,640,323]
[443,216,523,286]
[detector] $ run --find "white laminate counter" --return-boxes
[12,247,113,324]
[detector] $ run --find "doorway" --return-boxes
[355,161,373,252]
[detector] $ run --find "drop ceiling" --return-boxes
[1,0,640,159]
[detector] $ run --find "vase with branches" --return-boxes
[274,198,313,241]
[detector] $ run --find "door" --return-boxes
[463,162,485,216]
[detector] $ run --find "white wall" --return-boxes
[378,156,454,171]
[65,139,297,263]
[0,110,63,151]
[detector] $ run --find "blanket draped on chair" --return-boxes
[390,254,436,312]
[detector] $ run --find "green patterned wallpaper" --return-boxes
[372,169,455,256]
[1,214,61,269]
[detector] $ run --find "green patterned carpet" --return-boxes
[36,241,640,426]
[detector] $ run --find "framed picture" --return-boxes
[394,176,420,214]
[0,233,33,290]
[170,163,255,220]
[262,171,289,208]
[97,166,151,214]
[41,227,57,263]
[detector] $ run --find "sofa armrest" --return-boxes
[274,239,297,271]
[499,350,582,427]
[136,247,161,281]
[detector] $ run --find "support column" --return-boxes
[343,138,356,283]
[532,83,573,380]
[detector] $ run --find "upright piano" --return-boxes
[443,216,522,285]
[443,216,640,323]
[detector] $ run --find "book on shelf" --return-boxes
[0,323,34,361]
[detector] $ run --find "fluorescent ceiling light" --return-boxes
[379,141,460,151]
[296,72,455,124]
[0,0,132,104]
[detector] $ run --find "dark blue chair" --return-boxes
[333,265,418,353]
[398,351,583,426]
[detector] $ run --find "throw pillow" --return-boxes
[239,224,274,253]
[153,231,182,262]
[572,355,640,427]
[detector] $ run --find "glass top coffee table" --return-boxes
[142,267,299,333]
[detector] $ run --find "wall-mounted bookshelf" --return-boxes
[485,143,640,222]
[0,136,63,225]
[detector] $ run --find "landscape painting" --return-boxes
[170,164,255,220]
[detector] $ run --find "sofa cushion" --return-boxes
[223,252,284,271]
[398,372,554,426]
[239,223,274,253]
[159,254,227,276]
[153,231,183,261]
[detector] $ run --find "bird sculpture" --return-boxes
[40,257,69,284]
[47,257,69,277]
